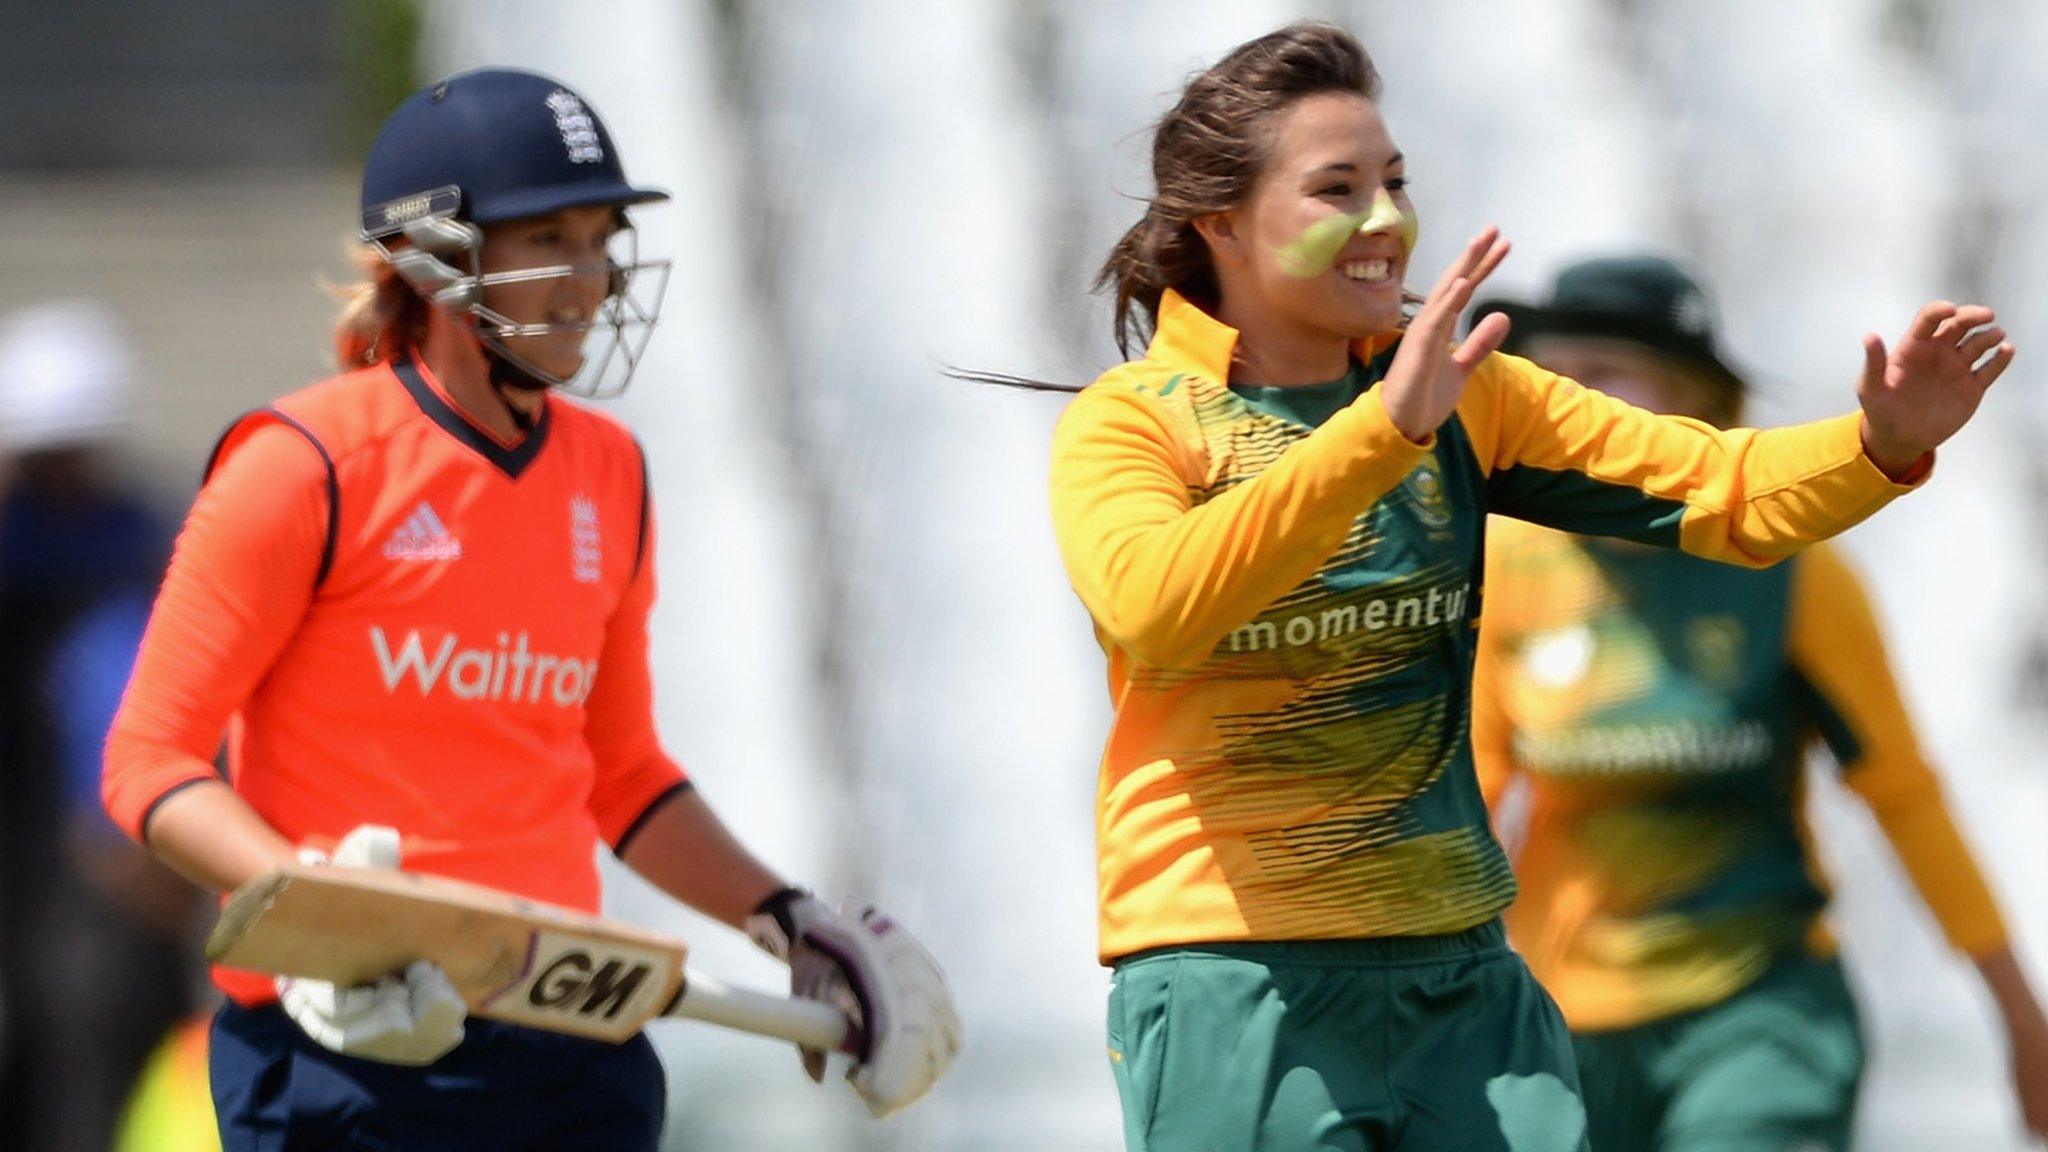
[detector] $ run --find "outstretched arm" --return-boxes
[1482,301,2012,563]
[1787,545,2042,1139]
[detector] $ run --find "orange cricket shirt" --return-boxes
[103,356,688,1003]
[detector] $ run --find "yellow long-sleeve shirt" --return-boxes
[1474,522,2007,1030]
[1050,290,1924,963]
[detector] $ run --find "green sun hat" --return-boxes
[1472,255,1747,396]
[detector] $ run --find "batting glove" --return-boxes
[274,824,467,1066]
[748,889,963,1117]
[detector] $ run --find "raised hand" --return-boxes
[1856,301,2015,478]
[1381,227,1513,443]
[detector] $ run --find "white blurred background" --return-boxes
[2,1,2044,1148]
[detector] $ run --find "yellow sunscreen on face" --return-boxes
[1277,187,1419,278]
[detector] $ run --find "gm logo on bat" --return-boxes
[528,950,651,1020]
[489,929,678,1040]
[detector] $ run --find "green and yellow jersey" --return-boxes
[1049,290,1925,964]
[1474,519,2008,1031]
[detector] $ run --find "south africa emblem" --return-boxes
[1403,455,1454,529]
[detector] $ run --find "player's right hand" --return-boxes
[1380,225,1512,443]
[274,824,468,1066]
[277,960,468,1066]
[749,889,963,1116]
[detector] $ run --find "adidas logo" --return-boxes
[383,501,463,561]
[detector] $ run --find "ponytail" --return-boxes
[1096,207,1221,359]
[332,247,428,369]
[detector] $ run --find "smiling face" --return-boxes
[477,204,621,381]
[1204,92,1415,344]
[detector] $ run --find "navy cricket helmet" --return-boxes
[361,68,668,233]
[357,68,672,399]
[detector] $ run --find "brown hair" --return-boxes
[332,246,429,369]
[1098,23,1383,356]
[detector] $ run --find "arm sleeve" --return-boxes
[1788,544,2009,958]
[1048,380,1432,669]
[1480,354,1920,566]
[581,497,690,850]
[101,420,327,840]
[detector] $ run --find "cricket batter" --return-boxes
[1471,255,2048,1151]
[102,68,959,1149]
[1046,23,2013,1152]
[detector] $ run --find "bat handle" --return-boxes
[666,968,859,1054]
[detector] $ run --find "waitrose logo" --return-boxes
[370,627,598,706]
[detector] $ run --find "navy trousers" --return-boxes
[210,1001,666,1151]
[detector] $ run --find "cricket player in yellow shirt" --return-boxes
[1048,22,2015,1152]
[1472,254,2048,1151]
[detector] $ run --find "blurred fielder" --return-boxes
[1472,255,2048,1151]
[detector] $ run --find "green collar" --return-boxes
[1228,349,1394,429]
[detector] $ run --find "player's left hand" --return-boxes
[749,889,963,1116]
[1856,300,2014,478]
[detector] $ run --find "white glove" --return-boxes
[274,824,467,1066]
[748,889,963,1118]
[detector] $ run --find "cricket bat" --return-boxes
[206,863,856,1051]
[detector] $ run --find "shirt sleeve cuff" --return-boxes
[127,773,225,844]
[1343,385,1436,455]
[602,777,694,854]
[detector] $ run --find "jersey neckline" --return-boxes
[392,355,550,479]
